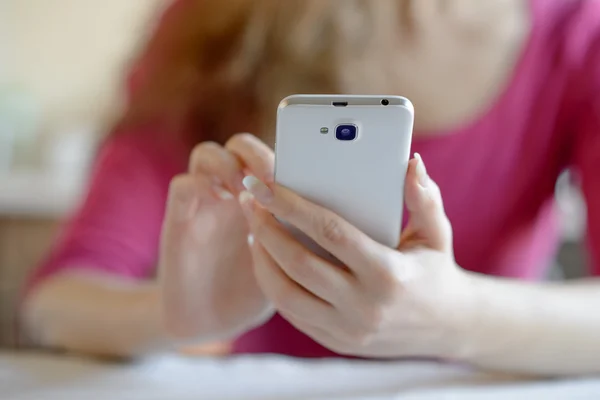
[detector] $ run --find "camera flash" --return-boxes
[320,127,329,134]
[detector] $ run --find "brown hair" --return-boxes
[116,0,404,147]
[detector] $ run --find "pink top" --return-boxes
[28,0,600,357]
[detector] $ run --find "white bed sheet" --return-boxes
[2,351,600,399]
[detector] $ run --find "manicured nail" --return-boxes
[238,191,255,218]
[414,153,429,188]
[242,176,274,204]
[215,187,234,200]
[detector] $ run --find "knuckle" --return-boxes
[429,182,445,208]
[190,141,219,159]
[277,198,298,220]
[367,267,401,300]
[169,174,190,192]
[169,173,212,196]
[318,216,346,245]
[361,305,385,331]
[189,142,219,171]
[225,133,256,155]
[198,140,221,151]
[421,192,439,213]
[165,175,214,227]
[227,133,272,156]
[227,133,274,178]
[229,132,256,145]
[168,175,195,203]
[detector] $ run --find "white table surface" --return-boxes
[2,351,600,400]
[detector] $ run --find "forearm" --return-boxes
[461,272,600,376]
[21,271,169,358]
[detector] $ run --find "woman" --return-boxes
[21,0,600,376]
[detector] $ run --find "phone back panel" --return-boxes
[275,95,414,248]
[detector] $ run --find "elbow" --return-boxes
[20,275,160,360]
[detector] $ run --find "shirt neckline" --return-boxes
[413,0,539,146]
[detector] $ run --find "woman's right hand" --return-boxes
[159,133,275,342]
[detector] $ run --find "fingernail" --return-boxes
[242,176,273,204]
[215,187,234,200]
[414,153,429,188]
[238,191,255,218]
[247,234,254,246]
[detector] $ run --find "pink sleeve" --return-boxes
[569,1,600,276]
[27,133,182,290]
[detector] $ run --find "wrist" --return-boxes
[115,281,177,355]
[443,269,486,361]
[448,272,539,367]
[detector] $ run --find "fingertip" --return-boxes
[414,152,423,164]
[242,176,274,204]
[169,174,192,196]
[242,176,259,191]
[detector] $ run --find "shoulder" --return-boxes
[77,126,189,218]
[94,126,188,188]
[510,0,600,145]
[532,0,600,68]
[530,0,600,137]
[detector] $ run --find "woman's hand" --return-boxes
[239,154,476,359]
[159,133,275,342]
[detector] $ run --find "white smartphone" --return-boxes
[274,94,414,252]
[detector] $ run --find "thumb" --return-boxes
[401,153,453,254]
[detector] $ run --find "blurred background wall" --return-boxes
[0,0,164,346]
[5,0,162,141]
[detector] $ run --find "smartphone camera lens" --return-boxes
[335,124,358,141]
[381,99,389,106]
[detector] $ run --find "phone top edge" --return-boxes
[278,94,414,113]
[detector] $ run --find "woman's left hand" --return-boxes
[238,154,476,359]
